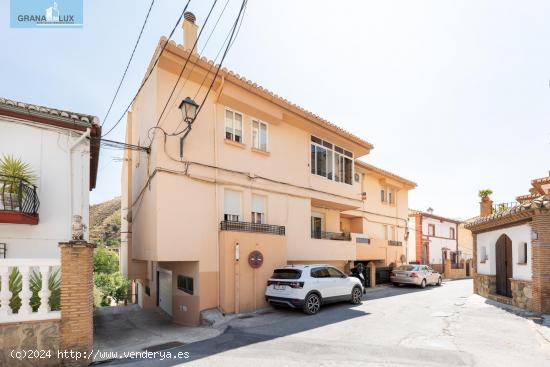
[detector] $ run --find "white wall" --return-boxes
[476,223,532,280]
[0,118,90,258]
[422,217,458,264]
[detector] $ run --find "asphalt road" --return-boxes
[105,279,550,366]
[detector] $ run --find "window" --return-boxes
[449,227,455,239]
[252,120,268,151]
[310,136,353,184]
[381,189,386,202]
[518,242,528,264]
[327,267,345,278]
[251,194,266,224]
[311,212,325,238]
[388,189,395,205]
[310,267,330,278]
[225,109,243,143]
[272,269,302,279]
[480,246,487,263]
[224,189,241,221]
[177,275,193,295]
[387,225,396,241]
[428,224,435,236]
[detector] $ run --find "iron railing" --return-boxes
[492,202,518,213]
[388,240,402,246]
[220,220,286,235]
[0,243,5,258]
[311,230,351,241]
[0,175,39,215]
[356,236,371,244]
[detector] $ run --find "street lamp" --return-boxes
[179,97,199,123]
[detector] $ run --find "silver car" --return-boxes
[390,265,442,288]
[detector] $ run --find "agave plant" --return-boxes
[1,267,61,313]
[0,154,36,190]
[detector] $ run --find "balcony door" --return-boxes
[311,212,325,238]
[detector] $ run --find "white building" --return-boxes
[0,98,100,258]
[408,209,460,271]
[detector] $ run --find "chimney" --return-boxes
[480,196,493,217]
[182,12,198,53]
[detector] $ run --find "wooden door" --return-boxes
[495,235,513,297]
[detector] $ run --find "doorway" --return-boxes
[495,234,513,297]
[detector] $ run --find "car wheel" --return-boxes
[303,293,321,315]
[436,277,442,286]
[392,282,400,287]
[350,287,362,304]
[420,279,426,289]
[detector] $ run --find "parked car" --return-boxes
[390,264,442,288]
[265,264,363,315]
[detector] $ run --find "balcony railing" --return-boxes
[0,258,61,323]
[311,230,351,241]
[0,175,39,216]
[388,240,403,246]
[492,202,519,213]
[220,220,285,236]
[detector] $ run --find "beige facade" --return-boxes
[121,13,416,325]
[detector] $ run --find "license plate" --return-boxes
[274,284,286,290]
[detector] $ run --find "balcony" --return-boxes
[0,175,39,225]
[311,230,351,241]
[220,220,285,236]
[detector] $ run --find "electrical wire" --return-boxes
[170,0,248,137]
[102,0,155,126]
[148,0,219,148]
[101,0,191,138]
[156,0,231,132]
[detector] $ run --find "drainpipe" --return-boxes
[68,128,91,240]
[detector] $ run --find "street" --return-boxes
[105,279,550,366]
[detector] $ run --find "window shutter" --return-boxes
[224,190,241,216]
[252,194,265,214]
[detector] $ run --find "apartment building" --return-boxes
[121,13,415,325]
[408,209,460,272]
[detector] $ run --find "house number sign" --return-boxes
[248,250,264,268]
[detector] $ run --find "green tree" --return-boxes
[93,245,119,274]
[94,272,130,305]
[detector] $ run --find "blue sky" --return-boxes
[1,0,549,219]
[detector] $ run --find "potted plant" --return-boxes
[478,189,493,202]
[0,154,36,211]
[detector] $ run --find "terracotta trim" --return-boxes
[0,212,39,225]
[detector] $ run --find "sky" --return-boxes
[1,0,549,220]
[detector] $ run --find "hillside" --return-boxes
[89,196,121,246]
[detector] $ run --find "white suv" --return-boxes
[265,264,363,315]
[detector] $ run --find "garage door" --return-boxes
[158,270,172,316]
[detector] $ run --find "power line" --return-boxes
[101,0,191,138]
[150,0,219,141]
[90,137,149,153]
[157,0,231,132]
[172,0,248,138]
[101,0,156,126]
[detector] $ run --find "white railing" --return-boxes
[0,259,61,323]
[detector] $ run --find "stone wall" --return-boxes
[474,274,496,298]
[0,320,60,367]
[510,279,533,311]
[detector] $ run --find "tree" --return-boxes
[94,272,130,305]
[93,245,119,274]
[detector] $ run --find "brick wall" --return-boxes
[59,241,95,366]
[530,211,550,313]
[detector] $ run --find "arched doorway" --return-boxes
[495,234,513,297]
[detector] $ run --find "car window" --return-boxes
[271,269,302,279]
[327,267,345,278]
[396,265,416,271]
[311,267,330,278]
